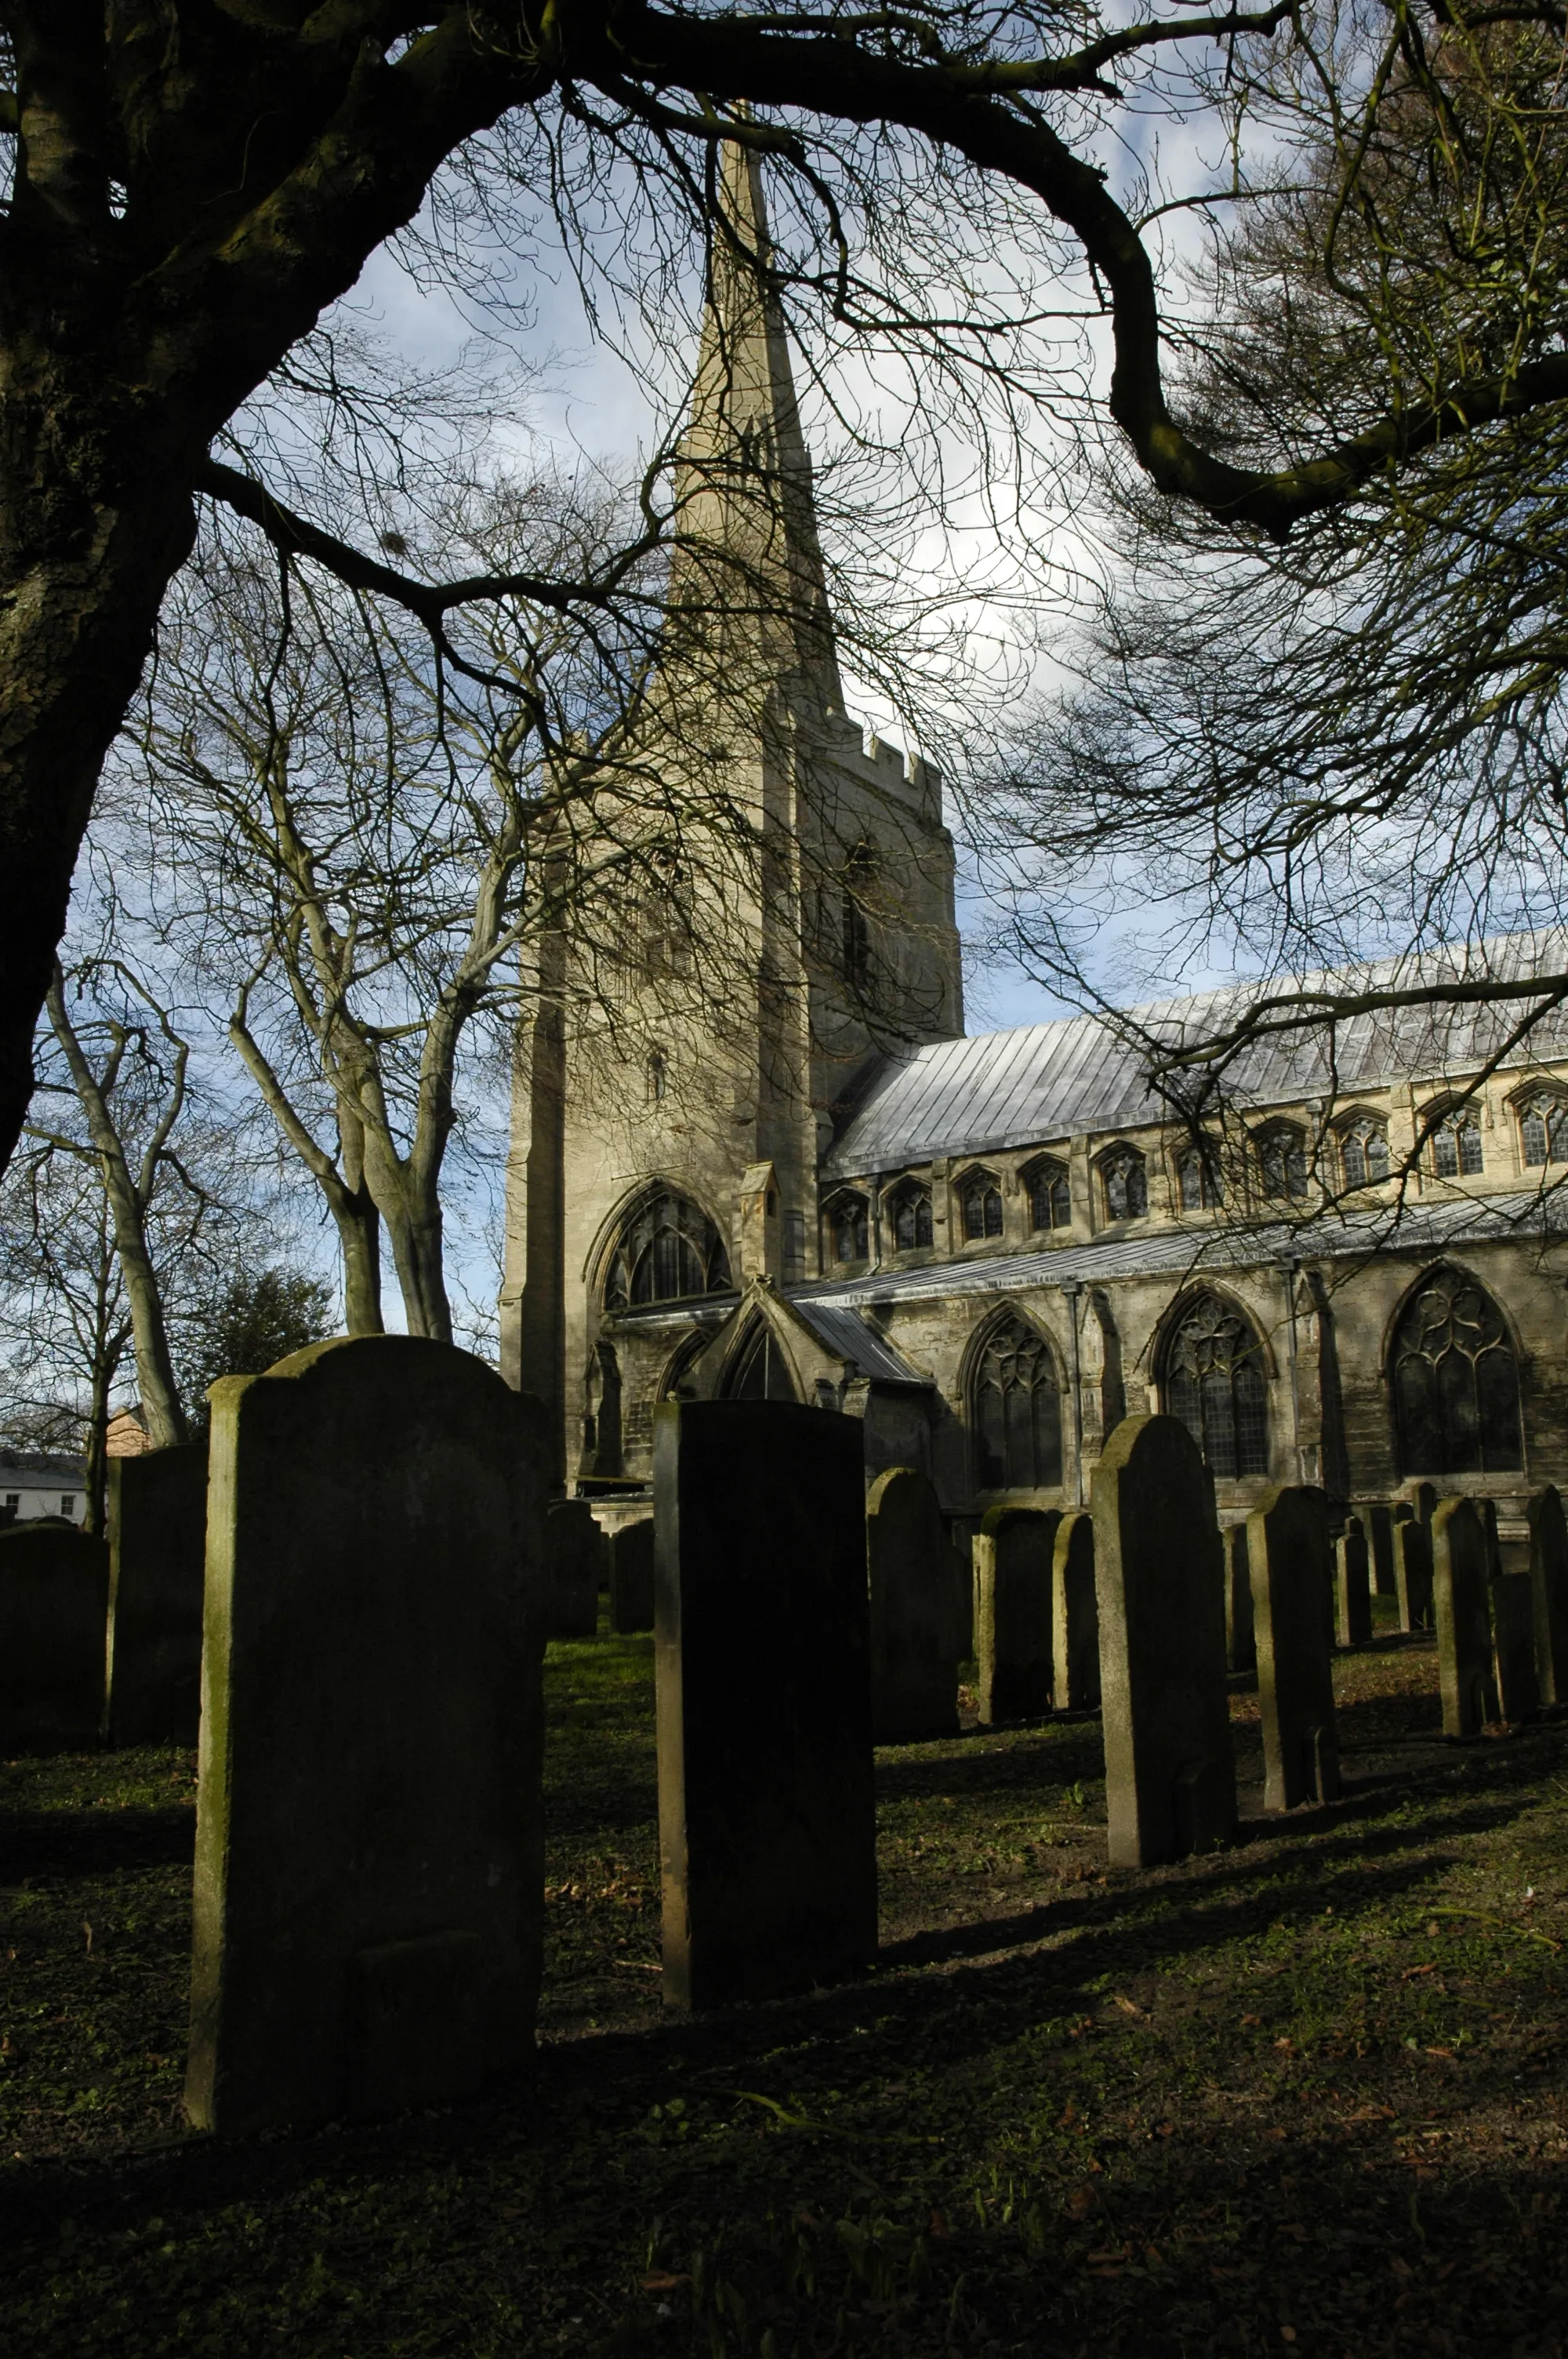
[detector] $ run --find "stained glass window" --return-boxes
[1177,1147,1222,1210]
[1025,1158,1072,1231]
[1391,1267,1522,1474]
[1101,1147,1148,1222]
[887,1184,933,1251]
[1432,1110,1484,1176]
[971,1315,1063,1490]
[961,1173,1004,1240]
[1163,1294,1269,1479]
[1340,1118,1390,1189]
[1519,1092,1568,1169]
[1255,1123,1308,1200]
[604,1191,732,1310]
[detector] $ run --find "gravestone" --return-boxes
[1431,1496,1496,1739]
[866,1468,959,1742]
[1393,1514,1434,1633]
[1334,1514,1373,1648]
[0,1524,110,1752]
[653,1398,875,2008]
[975,1505,1058,1725]
[1527,1486,1568,1706]
[1091,1415,1236,1867]
[545,1499,602,1638]
[1356,1501,1396,1597]
[1247,1486,1341,1811]
[1051,1510,1099,1712]
[609,1518,655,1634]
[185,1336,547,2137]
[103,1444,207,1747]
[1223,1523,1255,1674]
[1491,1571,1540,1723]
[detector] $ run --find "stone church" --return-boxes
[499,146,1568,1547]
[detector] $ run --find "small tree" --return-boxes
[177,1270,336,1432]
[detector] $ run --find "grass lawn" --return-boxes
[1,1615,1565,2357]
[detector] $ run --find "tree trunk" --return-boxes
[336,1183,385,1337]
[0,352,198,1170]
[83,1350,111,1539]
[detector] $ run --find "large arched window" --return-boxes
[720,1319,799,1401]
[1024,1155,1072,1233]
[1162,1292,1270,1479]
[971,1314,1063,1491]
[604,1190,732,1310]
[1391,1266,1523,1475]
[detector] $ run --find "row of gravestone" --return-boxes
[5,1336,1567,2145]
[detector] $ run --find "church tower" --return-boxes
[499,142,962,1485]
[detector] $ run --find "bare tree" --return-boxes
[10,3,1568,1175]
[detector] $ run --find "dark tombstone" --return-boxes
[866,1467,958,1743]
[975,1505,1058,1725]
[1247,1486,1341,1811]
[1223,1522,1256,1674]
[609,1518,655,1634]
[1356,1501,1396,1597]
[0,1524,110,1752]
[185,1336,546,2136]
[1527,1486,1568,1706]
[1407,1481,1439,1529]
[103,1443,207,1747]
[653,1398,876,2008]
[1431,1496,1495,1739]
[1393,1514,1434,1634]
[1091,1415,1236,1867]
[1491,1571,1540,1723]
[1051,1510,1099,1712]
[544,1499,602,1638]
[1334,1514,1373,1648]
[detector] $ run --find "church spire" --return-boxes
[670,140,844,712]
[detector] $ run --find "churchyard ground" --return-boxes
[1,1622,1564,2357]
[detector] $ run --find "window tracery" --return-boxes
[1431,1107,1484,1177]
[1176,1144,1222,1211]
[1391,1267,1523,1474]
[971,1314,1062,1491]
[1518,1090,1568,1169]
[827,1191,869,1266]
[604,1190,732,1311]
[1099,1145,1148,1222]
[1255,1121,1308,1201]
[1024,1156,1072,1232]
[721,1320,798,1401]
[960,1170,1004,1241]
[885,1181,934,1252]
[1338,1116,1390,1190]
[1161,1293,1269,1479]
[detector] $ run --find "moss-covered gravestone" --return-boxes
[1091,1416,1236,1867]
[1393,1514,1434,1634]
[609,1518,655,1634]
[1432,1496,1496,1739]
[1051,1510,1099,1712]
[1491,1570,1540,1723]
[866,1467,958,1743]
[0,1523,109,1752]
[1248,1486,1341,1812]
[653,1398,875,2008]
[1528,1486,1568,1706]
[1222,1522,1256,1674]
[975,1505,1058,1725]
[1356,1501,1396,1597]
[104,1443,207,1747]
[545,1499,602,1638]
[1335,1514,1373,1648]
[185,1336,547,2136]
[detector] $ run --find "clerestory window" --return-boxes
[886,1182,933,1252]
[1518,1091,1568,1169]
[1099,1146,1148,1223]
[960,1171,1004,1241]
[1339,1117,1390,1190]
[1025,1157,1072,1233]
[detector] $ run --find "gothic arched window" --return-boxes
[886,1181,933,1252]
[971,1315,1062,1491]
[720,1320,799,1402]
[1255,1121,1308,1201]
[1100,1145,1148,1223]
[1391,1267,1523,1475]
[604,1190,732,1311]
[1339,1116,1390,1190]
[1430,1106,1484,1177]
[1162,1293,1269,1479]
[1518,1090,1568,1169]
[1025,1156,1072,1233]
[828,1191,869,1266]
[960,1169,1004,1241]
[1176,1144,1222,1211]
